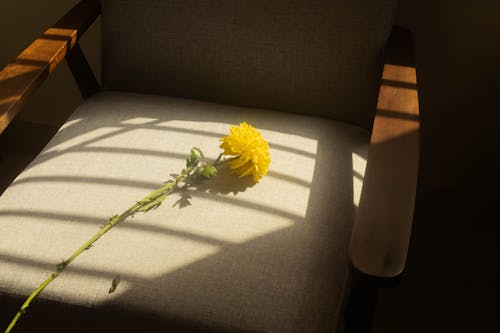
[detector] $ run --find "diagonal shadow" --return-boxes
[93,129,361,332]
[1,92,370,332]
[0,210,229,247]
[22,93,323,173]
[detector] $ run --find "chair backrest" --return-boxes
[101,0,397,129]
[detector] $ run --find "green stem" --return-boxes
[4,168,194,333]
[4,152,233,333]
[213,153,223,166]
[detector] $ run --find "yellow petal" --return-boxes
[219,122,271,180]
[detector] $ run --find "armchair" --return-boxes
[0,1,419,332]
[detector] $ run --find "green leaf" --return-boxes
[187,148,200,168]
[108,275,120,293]
[193,147,205,160]
[190,149,197,162]
[56,259,67,272]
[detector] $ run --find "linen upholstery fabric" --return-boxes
[101,0,397,129]
[0,92,369,332]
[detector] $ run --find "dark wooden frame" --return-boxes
[0,0,100,134]
[0,1,420,332]
[346,26,419,332]
[351,26,419,279]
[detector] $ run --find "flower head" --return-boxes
[219,122,271,182]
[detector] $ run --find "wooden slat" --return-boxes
[350,27,420,278]
[0,0,100,135]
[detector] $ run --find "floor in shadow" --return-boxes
[373,187,499,333]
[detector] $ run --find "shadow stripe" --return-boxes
[0,210,229,247]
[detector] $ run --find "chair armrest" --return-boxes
[0,0,100,134]
[350,26,420,278]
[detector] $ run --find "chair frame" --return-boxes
[0,1,420,332]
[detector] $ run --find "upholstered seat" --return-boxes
[0,91,369,332]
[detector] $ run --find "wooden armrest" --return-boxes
[0,0,100,135]
[350,26,420,278]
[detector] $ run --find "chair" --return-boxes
[0,0,419,332]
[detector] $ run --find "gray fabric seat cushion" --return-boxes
[0,92,369,332]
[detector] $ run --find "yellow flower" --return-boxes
[220,122,271,182]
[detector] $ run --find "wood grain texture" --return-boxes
[350,27,420,278]
[0,0,100,135]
